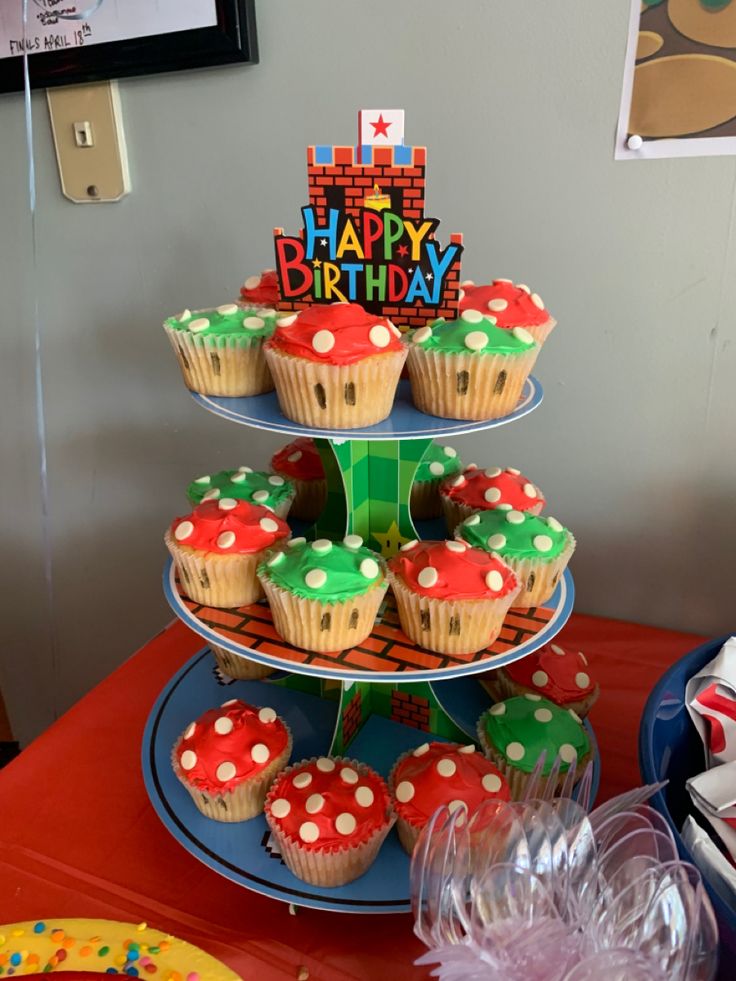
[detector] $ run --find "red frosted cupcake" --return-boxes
[389,741,510,853]
[172,699,292,822]
[459,279,556,345]
[264,303,407,428]
[481,642,599,718]
[240,268,281,308]
[387,540,520,655]
[165,498,290,608]
[270,437,327,521]
[264,757,395,887]
[440,464,545,534]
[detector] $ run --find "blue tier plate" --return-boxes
[190,376,543,440]
[142,649,600,914]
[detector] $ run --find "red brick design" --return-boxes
[390,691,431,731]
[341,690,363,745]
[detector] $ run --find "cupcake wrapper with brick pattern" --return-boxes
[388,571,521,656]
[525,317,556,347]
[164,325,273,397]
[480,668,599,719]
[258,573,388,653]
[441,495,544,537]
[210,644,274,680]
[276,475,327,523]
[165,530,266,609]
[264,345,407,429]
[172,726,292,823]
[264,757,395,887]
[496,534,576,610]
[407,346,539,421]
[410,479,444,521]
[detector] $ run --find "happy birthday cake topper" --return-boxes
[273,110,464,328]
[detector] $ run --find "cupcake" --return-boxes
[172,699,291,822]
[457,509,575,610]
[387,540,520,655]
[166,498,290,609]
[459,279,556,346]
[477,695,591,799]
[264,757,394,887]
[186,467,295,519]
[209,644,275,682]
[389,741,510,854]
[240,269,280,308]
[164,303,278,397]
[406,312,539,421]
[411,443,463,521]
[440,464,545,534]
[481,643,599,718]
[270,437,327,522]
[263,303,407,429]
[257,535,388,653]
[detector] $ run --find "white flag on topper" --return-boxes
[358,109,405,146]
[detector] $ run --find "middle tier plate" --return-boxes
[164,559,574,683]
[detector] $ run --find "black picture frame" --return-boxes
[0,0,258,95]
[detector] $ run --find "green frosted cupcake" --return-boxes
[187,467,295,519]
[477,694,590,799]
[457,509,575,610]
[411,443,463,520]
[257,535,388,653]
[406,312,539,421]
[164,303,280,397]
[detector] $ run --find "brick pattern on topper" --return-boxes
[390,690,431,731]
[341,690,363,746]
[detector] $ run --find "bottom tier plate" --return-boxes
[142,649,600,914]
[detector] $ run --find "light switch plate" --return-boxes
[47,80,130,203]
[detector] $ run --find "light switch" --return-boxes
[47,81,130,203]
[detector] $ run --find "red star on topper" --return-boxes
[370,113,392,139]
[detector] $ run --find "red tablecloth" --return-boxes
[0,615,705,980]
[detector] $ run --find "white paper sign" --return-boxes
[0,1,218,61]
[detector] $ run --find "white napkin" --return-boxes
[686,636,736,767]
[682,815,736,909]
[687,761,736,864]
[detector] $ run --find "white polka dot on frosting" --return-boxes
[222,699,238,706]
[535,708,553,723]
[513,327,534,345]
[343,534,363,549]
[293,771,312,789]
[188,318,210,334]
[429,461,445,476]
[238,466,253,474]
[217,303,239,316]
[305,568,327,589]
[576,672,591,689]
[369,324,391,348]
[531,293,545,310]
[180,750,197,771]
[443,446,457,458]
[244,275,261,290]
[214,716,234,735]
[488,298,508,312]
[532,670,549,688]
[202,488,220,501]
[559,744,578,764]
[450,475,466,488]
[489,703,506,716]
[258,308,277,318]
[184,722,196,739]
[268,475,285,486]
[216,761,237,782]
[194,475,211,485]
[217,531,236,549]
[243,316,265,330]
[417,566,439,589]
[311,538,332,554]
[340,767,359,784]
[533,535,553,553]
[177,309,191,322]
[461,309,483,324]
[260,517,280,533]
[484,467,502,478]
[464,330,488,351]
[312,329,335,354]
[299,821,320,843]
[252,490,269,503]
[287,450,302,463]
[231,472,247,484]
[458,290,465,301]
[569,709,582,723]
[546,517,563,533]
[517,283,530,293]
[360,558,379,579]
[218,498,238,511]
[355,786,374,807]
[445,540,466,553]
[461,280,475,287]
[506,742,525,762]
[388,321,402,338]
[336,812,357,836]
[277,314,297,327]
[316,757,335,772]
[305,793,324,814]
[484,487,502,504]
[486,570,504,592]
[267,551,285,567]
[447,800,467,816]
[270,798,290,819]
[401,539,418,551]
[413,326,432,344]
[507,467,521,475]
[523,483,537,498]
[459,744,476,754]
[174,521,194,542]
[579,652,588,665]
[258,707,277,723]
[488,533,506,550]
[413,743,430,756]
[465,514,481,526]
[525,693,542,701]
[437,758,457,778]
[482,773,502,793]
[506,510,525,525]
[551,644,565,656]
[395,780,415,803]
[288,537,306,547]
[251,743,270,765]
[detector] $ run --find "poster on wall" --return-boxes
[616,0,736,159]
[0,0,257,94]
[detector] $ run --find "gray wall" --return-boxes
[2,1,735,746]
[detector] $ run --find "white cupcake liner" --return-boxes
[264,345,407,429]
[273,475,327,522]
[264,757,395,887]
[524,316,556,346]
[497,533,576,610]
[388,571,521,656]
[164,324,273,397]
[210,644,274,681]
[406,346,539,421]
[165,530,266,609]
